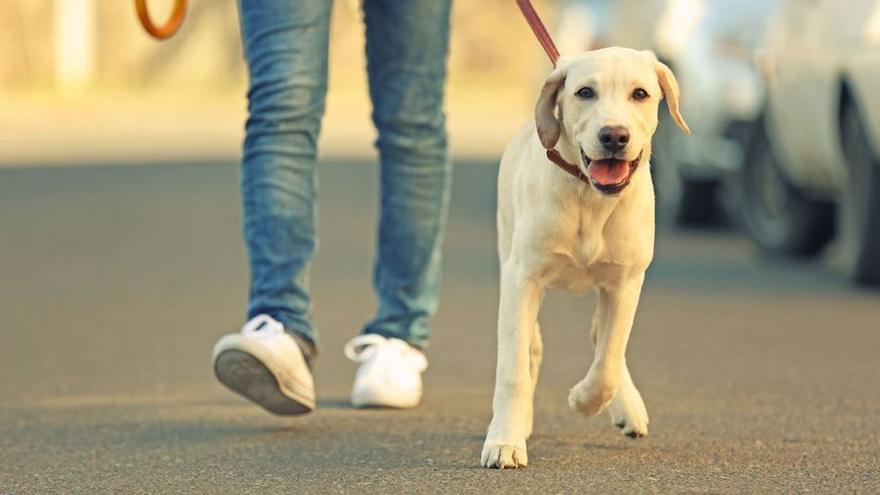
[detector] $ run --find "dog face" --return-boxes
[536,47,690,195]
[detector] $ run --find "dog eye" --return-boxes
[575,87,595,99]
[632,88,649,100]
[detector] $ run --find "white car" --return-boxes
[742,0,880,285]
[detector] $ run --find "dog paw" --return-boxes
[568,375,616,416]
[611,415,648,438]
[607,382,649,438]
[481,443,528,469]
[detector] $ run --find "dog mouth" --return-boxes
[580,149,643,195]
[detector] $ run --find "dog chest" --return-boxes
[538,212,652,292]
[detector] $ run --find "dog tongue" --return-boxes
[587,159,629,185]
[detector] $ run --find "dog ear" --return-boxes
[535,66,567,149]
[654,60,691,135]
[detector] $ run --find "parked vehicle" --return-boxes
[651,0,782,226]
[744,0,880,285]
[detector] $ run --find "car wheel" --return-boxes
[741,115,835,256]
[676,178,722,226]
[839,100,880,285]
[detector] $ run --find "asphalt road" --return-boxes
[1,161,878,493]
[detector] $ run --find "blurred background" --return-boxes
[0,0,544,163]
[1,1,879,491]
[3,0,880,284]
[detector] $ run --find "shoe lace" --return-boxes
[241,314,285,338]
[343,334,427,371]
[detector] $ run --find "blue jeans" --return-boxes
[238,0,452,350]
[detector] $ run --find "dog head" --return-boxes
[536,47,690,195]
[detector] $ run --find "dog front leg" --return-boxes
[588,303,650,437]
[569,274,644,416]
[481,262,542,469]
[524,321,543,440]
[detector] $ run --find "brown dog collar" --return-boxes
[546,149,591,185]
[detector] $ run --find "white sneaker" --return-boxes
[344,334,428,409]
[212,314,315,415]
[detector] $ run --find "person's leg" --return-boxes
[361,0,453,350]
[238,0,332,354]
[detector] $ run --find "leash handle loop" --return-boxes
[135,0,187,40]
[515,0,560,66]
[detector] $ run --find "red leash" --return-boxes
[515,0,560,66]
[515,1,593,185]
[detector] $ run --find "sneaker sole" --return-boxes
[214,349,313,416]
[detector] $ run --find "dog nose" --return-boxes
[598,126,630,153]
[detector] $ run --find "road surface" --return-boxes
[1,161,878,493]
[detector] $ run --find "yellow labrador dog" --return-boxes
[481,47,690,469]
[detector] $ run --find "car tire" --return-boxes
[676,178,722,226]
[839,99,880,285]
[741,115,835,256]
